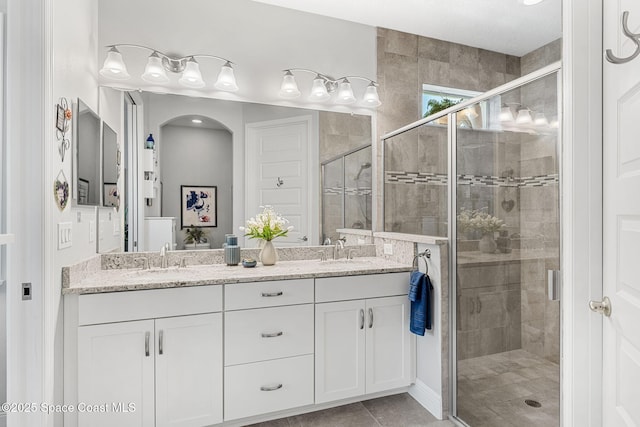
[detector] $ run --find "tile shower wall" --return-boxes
[319,112,372,243]
[377,28,521,234]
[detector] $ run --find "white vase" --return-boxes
[478,233,497,254]
[259,240,278,266]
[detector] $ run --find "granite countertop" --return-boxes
[62,257,412,295]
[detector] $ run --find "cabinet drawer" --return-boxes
[315,273,409,303]
[78,285,222,325]
[225,304,313,366]
[224,355,314,421]
[225,279,314,310]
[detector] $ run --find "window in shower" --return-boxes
[321,145,372,243]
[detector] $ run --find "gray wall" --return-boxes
[160,125,233,249]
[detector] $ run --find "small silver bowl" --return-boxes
[242,258,257,268]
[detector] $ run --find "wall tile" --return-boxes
[450,43,479,70]
[418,36,451,62]
[383,29,418,57]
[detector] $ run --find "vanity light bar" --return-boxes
[99,44,239,92]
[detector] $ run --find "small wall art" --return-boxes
[103,182,119,210]
[180,185,217,229]
[56,97,72,162]
[54,170,69,211]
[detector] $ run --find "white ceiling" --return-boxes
[250,0,562,56]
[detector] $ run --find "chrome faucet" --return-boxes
[333,237,346,260]
[160,242,170,269]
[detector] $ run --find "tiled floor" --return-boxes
[247,393,455,427]
[456,349,560,427]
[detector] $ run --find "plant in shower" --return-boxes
[457,208,505,234]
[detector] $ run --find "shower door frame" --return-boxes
[447,64,563,425]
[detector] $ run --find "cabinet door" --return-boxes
[315,300,366,403]
[78,320,155,427]
[365,296,413,394]
[155,313,223,427]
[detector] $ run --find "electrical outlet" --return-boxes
[89,220,96,243]
[58,222,72,249]
[383,243,393,255]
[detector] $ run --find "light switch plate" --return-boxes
[89,220,96,243]
[383,243,393,255]
[113,221,120,236]
[58,222,72,249]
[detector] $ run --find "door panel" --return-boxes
[155,313,223,427]
[603,3,640,425]
[365,296,413,393]
[246,117,313,246]
[315,300,366,403]
[78,320,155,427]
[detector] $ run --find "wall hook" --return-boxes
[606,11,640,64]
[276,177,284,187]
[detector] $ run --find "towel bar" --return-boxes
[412,249,431,273]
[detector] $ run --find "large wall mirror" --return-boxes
[103,89,373,253]
[74,99,101,206]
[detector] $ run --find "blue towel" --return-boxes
[408,270,433,336]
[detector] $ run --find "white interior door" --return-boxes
[602,4,640,426]
[246,116,316,247]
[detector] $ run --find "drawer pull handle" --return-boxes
[145,331,150,357]
[261,331,284,338]
[159,330,164,355]
[368,308,373,328]
[261,291,283,297]
[359,309,364,330]
[260,384,283,392]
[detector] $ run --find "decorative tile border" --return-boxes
[324,186,372,196]
[385,171,559,188]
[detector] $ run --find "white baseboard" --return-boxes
[409,379,443,420]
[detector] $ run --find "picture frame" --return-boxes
[103,182,119,209]
[180,185,217,229]
[78,178,89,205]
[56,104,66,132]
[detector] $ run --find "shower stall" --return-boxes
[321,145,372,243]
[383,63,561,426]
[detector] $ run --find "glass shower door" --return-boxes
[453,72,561,426]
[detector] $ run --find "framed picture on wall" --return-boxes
[180,185,217,229]
[103,182,119,208]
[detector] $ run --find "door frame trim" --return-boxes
[562,0,604,425]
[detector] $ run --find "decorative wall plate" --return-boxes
[54,170,69,211]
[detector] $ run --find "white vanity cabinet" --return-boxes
[223,279,315,421]
[314,273,414,404]
[66,286,223,427]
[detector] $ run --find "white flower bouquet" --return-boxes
[240,205,293,241]
[457,208,505,234]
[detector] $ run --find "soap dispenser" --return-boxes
[145,133,155,149]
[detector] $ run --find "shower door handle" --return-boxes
[547,270,561,301]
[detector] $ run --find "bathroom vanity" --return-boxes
[62,253,414,427]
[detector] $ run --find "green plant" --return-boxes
[184,226,207,244]
[423,97,462,118]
